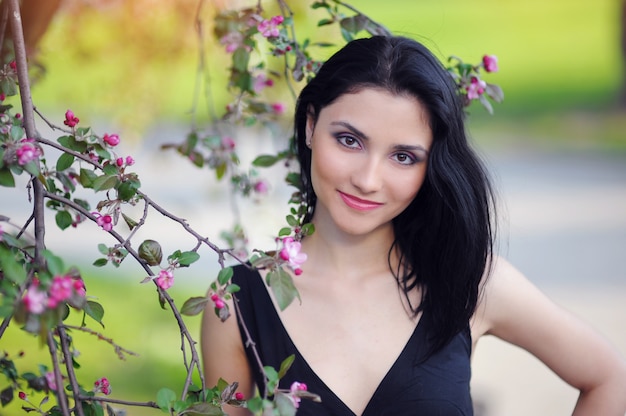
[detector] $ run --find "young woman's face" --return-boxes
[306,88,433,238]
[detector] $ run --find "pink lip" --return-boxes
[338,191,383,211]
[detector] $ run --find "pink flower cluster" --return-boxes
[116,155,135,168]
[93,377,111,395]
[288,381,308,408]
[63,109,79,128]
[220,32,250,53]
[253,73,274,93]
[210,293,225,309]
[467,77,487,100]
[103,133,120,147]
[155,269,174,290]
[15,138,42,166]
[92,212,113,232]
[45,372,56,391]
[482,55,499,73]
[23,276,86,315]
[257,15,283,38]
[279,237,307,275]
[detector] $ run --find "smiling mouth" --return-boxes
[338,191,383,211]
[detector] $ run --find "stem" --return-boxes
[58,326,85,416]
[8,0,46,269]
[47,332,71,416]
[74,394,159,409]
[63,324,138,360]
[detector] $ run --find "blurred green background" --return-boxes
[1,0,625,414]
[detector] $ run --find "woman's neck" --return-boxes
[300,219,398,283]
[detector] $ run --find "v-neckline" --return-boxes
[257,270,426,416]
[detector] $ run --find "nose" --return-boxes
[351,156,383,194]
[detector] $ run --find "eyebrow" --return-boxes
[330,120,429,154]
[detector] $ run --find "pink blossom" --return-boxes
[63,110,80,128]
[253,179,269,195]
[271,102,286,115]
[47,276,74,308]
[73,279,86,297]
[15,139,41,165]
[222,136,236,150]
[0,93,6,101]
[257,15,284,38]
[9,61,16,71]
[467,77,487,100]
[18,391,26,400]
[155,269,174,290]
[45,372,57,391]
[482,55,499,73]
[116,157,124,167]
[253,73,274,93]
[210,293,225,309]
[234,392,244,401]
[279,237,307,273]
[23,283,48,314]
[219,32,247,53]
[102,133,120,147]
[94,377,111,395]
[93,212,113,232]
[288,381,308,408]
[125,155,135,166]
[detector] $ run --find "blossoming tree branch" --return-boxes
[0,0,502,415]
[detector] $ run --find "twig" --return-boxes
[74,394,159,409]
[47,332,71,416]
[58,326,86,416]
[63,325,138,360]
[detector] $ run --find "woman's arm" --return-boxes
[474,257,626,415]
[200,295,255,416]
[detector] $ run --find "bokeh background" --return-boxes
[1,0,625,415]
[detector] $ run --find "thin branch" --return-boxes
[58,326,85,416]
[63,324,139,360]
[47,332,71,416]
[74,394,159,409]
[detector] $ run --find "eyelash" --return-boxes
[334,134,420,166]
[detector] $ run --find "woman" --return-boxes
[201,36,626,415]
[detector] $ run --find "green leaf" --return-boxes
[232,48,250,72]
[301,223,315,236]
[79,168,98,188]
[311,1,331,9]
[285,215,298,227]
[84,301,105,327]
[177,251,200,267]
[43,250,65,276]
[97,244,108,255]
[217,267,233,285]
[22,160,40,177]
[268,268,299,310]
[0,246,26,285]
[138,240,162,266]
[278,354,295,379]
[0,167,15,187]
[55,210,73,230]
[181,297,209,316]
[122,213,138,230]
[275,392,297,416]
[156,388,176,413]
[215,162,227,180]
[182,402,225,415]
[102,164,118,176]
[92,175,118,192]
[317,18,334,27]
[278,227,292,237]
[92,258,108,267]
[252,154,279,167]
[56,153,75,172]
[117,179,140,201]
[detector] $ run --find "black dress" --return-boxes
[232,264,474,416]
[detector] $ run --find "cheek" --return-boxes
[391,168,428,204]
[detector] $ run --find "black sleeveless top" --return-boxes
[232,264,474,416]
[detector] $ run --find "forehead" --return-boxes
[317,88,433,147]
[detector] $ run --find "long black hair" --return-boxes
[294,36,496,355]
